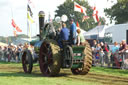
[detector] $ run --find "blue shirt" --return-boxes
[70,22,76,38]
[112,46,119,53]
[60,27,69,41]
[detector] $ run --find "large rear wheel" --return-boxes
[71,40,92,75]
[39,39,61,76]
[22,49,33,73]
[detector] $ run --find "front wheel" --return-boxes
[22,49,33,73]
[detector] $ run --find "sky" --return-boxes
[0,0,117,37]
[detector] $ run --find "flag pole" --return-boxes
[10,1,17,38]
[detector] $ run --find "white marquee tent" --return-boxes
[84,25,106,39]
[105,24,128,43]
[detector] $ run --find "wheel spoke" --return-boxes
[45,66,51,74]
[39,40,61,76]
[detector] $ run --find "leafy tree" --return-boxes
[104,0,128,24]
[55,0,105,31]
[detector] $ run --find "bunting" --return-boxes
[82,16,90,22]
[92,7,99,22]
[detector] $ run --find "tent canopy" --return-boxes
[84,25,105,37]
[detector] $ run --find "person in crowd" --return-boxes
[92,40,97,66]
[111,42,120,68]
[118,40,127,69]
[3,46,8,61]
[69,19,77,45]
[18,44,23,61]
[95,43,101,65]
[0,46,3,61]
[11,45,17,62]
[58,23,69,48]
[112,42,119,54]
[119,43,123,51]
[24,43,29,49]
[15,46,22,63]
[104,42,111,67]
[92,40,97,51]
[119,40,127,53]
[0,46,2,59]
[76,29,86,46]
[92,40,97,53]
[99,42,105,66]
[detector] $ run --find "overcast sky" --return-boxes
[0,0,117,37]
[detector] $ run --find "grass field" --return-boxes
[0,62,128,85]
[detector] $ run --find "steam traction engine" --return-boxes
[22,11,92,76]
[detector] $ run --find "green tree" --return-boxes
[104,0,128,24]
[55,0,105,31]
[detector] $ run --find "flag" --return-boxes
[82,16,90,22]
[92,6,99,22]
[11,19,22,32]
[27,5,33,17]
[74,2,87,15]
[11,19,16,28]
[15,26,22,32]
[27,12,34,23]
[27,5,34,23]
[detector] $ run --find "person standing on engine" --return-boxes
[69,19,77,45]
[76,29,86,46]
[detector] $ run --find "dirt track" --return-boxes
[0,65,128,85]
[60,69,128,85]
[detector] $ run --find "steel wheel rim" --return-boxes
[22,52,29,73]
[39,42,53,76]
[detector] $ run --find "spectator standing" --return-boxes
[111,42,120,68]
[104,42,111,67]
[95,44,101,65]
[0,46,3,61]
[119,40,127,69]
[92,40,97,66]
[92,40,97,51]
[69,19,77,45]
[112,42,119,54]
[119,40,127,53]
[99,42,105,66]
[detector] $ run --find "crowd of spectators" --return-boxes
[0,43,27,63]
[92,39,128,69]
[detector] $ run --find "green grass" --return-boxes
[0,62,128,85]
[90,66,128,77]
[0,62,101,85]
